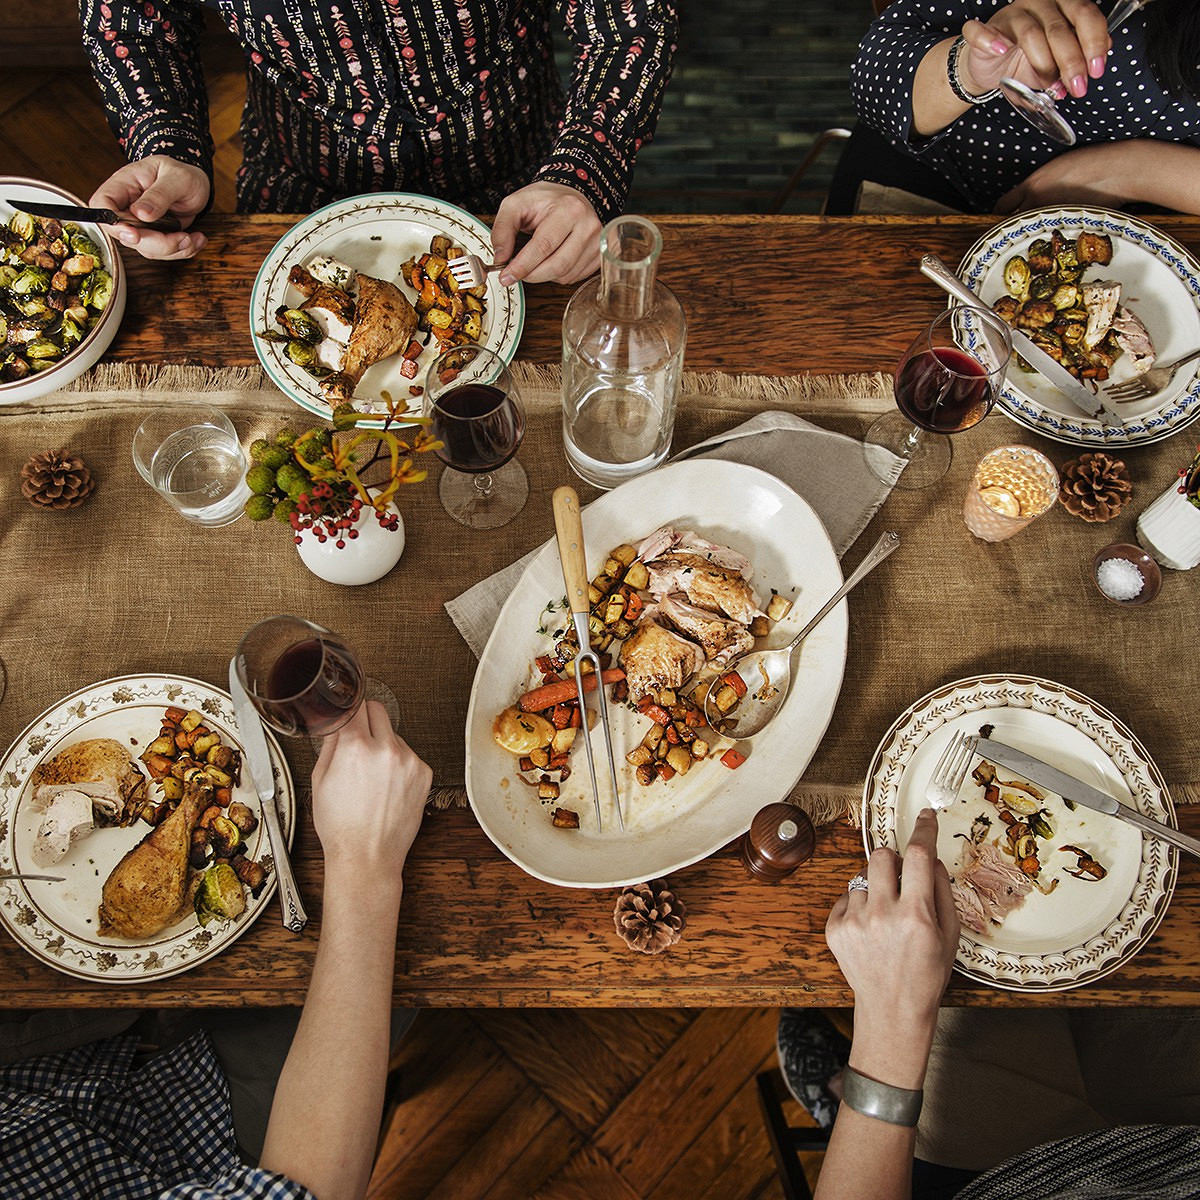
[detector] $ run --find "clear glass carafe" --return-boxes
[562,216,687,489]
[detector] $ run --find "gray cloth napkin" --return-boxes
[445,410,903,658]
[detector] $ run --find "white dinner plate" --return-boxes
[959,206,1200,447]
[466,460,848,889]
[862,674,1177,992]
[0,674,295,982]
[250,192,525,425]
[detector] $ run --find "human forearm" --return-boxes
[1119,141,1200,214]
[259,876,403,1200]
[912,37,974,139]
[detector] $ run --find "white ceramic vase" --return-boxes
[1136,482,1200,570]
[294,503,405,585]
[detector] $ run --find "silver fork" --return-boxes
[446,252,500,289]
[1107,347,1200,403]
[925,730,975,811]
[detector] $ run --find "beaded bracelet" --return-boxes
[947,35,1001,105]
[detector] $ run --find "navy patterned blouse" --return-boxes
[80,0,678,220]
[851,0,1200,211]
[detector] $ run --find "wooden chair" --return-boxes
[756,1068,833,1200]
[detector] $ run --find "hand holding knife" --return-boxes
[919,253,1124,426]
[5,198,183,235]
[229,659,308,933]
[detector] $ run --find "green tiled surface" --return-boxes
[570,2,872,214]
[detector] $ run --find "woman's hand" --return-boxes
[959,0,1112,100]
[491,181,602,286]
[310,701,431,904]
[89,156,211,260]
[998,142,1136,211]
[826,809,959,1084]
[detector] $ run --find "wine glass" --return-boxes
[864,305,1013,491]
[424,343,528,529]
[234,615,366,738]
[996,0,1145,145]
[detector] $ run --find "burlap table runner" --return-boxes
[1,363,1195,824]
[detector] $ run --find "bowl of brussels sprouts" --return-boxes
[0,178,127,404]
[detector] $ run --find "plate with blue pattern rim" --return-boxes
[0,674,295,983]
[959,206,1200,448]
[861,673,1177,993]
[250,192,525,428]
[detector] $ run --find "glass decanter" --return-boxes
[561,215,687,490]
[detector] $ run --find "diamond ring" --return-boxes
[847,874,869,894]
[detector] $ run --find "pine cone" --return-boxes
[20,449,95,509]
[1059,452,1132,522]
[613,879,687,955]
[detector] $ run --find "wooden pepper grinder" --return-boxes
[741,802,816,882]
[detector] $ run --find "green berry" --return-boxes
[250,437,271,463]
[274,427,298,447]
[275,463,305,494]
[245,464,277,495]
[260,445,291,470]
[273,496,298,522]
[245,494,275,521]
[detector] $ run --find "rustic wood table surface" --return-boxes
[2,213,1198,1009]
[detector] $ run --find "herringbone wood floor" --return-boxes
[1,58,830,1200]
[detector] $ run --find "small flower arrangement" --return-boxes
[1177,444,1200,509]
[244,396,440,547]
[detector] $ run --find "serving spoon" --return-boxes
[702,530,900,738]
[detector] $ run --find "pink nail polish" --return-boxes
[1069,75,1086,97]
[1049,81,1069,101]
[1089,55,1106,78]
[991,37,1010,55]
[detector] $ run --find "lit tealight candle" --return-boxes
[979,485,1021,517]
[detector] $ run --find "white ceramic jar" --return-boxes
[1136,482,1200,570]
[294,503,405,585]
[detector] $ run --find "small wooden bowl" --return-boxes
[1091,543,1162,607]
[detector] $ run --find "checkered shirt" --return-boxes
[0,1029,315,1200]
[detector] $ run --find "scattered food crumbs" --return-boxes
[1097,556,1144,601]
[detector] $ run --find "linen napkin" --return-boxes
[445,410,904,658]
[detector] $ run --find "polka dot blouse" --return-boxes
[851,0,1200,211]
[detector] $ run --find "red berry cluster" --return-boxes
[288,484,398,548]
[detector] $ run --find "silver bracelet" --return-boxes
[947,35,1001,105]
[841,1063,924,1127]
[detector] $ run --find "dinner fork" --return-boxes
[1106,347,1200,403]
[925,730,975,811]
[446,252,500,289]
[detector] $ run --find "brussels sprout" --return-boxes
[11,267,51,296]
[24,338,62,361]
[0,353,31,382]
[85,270,114,311]
[210,815,243,858]
[0,315,6,340]
[275,307,323,342]
[0,265,19,288]
[69,231,101,258]
[194,862,246,927]
[59,316,85,349]
[256,328,290,343]
[63,304,89,326]
[286,338,318,367]
[9,211,35,242]
[1026,239,1054,274]
[1002,255,1030,298]
[1051,284,1079,310]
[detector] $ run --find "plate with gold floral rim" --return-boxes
[0,674,295,982]
[861,673,1177,992]
[250,192,525,427]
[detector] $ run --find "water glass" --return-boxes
[963,445,1059,542]
[132,404,251,527]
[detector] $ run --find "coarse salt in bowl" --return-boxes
[1091,543,1162,607]
[0,178,127,405]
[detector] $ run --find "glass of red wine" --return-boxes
[234,615,366,738]
[864,305,1013,490]
[424,343,528,529]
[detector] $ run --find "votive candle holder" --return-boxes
[963,445,1058,542]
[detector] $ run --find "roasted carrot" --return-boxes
[517,668,625,713]
[720,671,748,699]
[720,748,747,769]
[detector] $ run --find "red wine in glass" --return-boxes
[895,346,992,433]
[264,637,365,737]
[431,383,525,473]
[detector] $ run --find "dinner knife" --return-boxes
[975,735,1200,860]
[228,659,308,933]
[919,253,1124,426]
[5,199,183,234]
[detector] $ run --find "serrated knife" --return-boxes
[920,253,1124,426]
[975,735,1200,860]
[4,199,183,234]
[229,659,308,932]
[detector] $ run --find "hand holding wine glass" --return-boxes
[424,343,528,529]
[864,305,1012,490]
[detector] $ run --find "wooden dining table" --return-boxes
[1,212,1197,1009]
